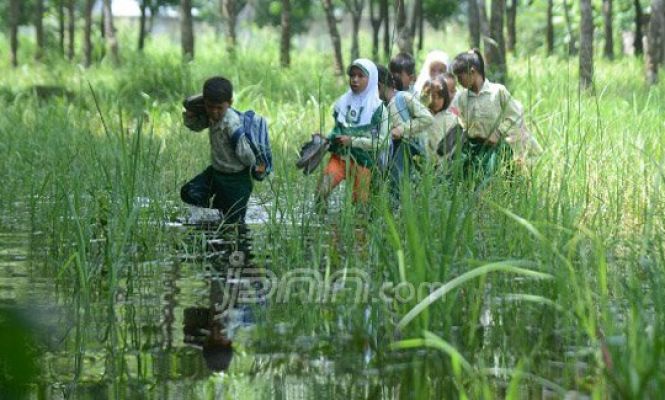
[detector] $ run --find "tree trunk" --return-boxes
[579,0,594,89]
[104,0,120,64]
[395,0,412,54]
[381,0,390,59]
[506,0,517,52]
[546,0,554,55]
[646,0,664,85]
[322,0,344,75]
[100,4,105,38]
[67,0,76,60]
[149,4,159,33]
[603,0,614,59]
[478,0,491,42]
[634,0,644,55]
[346,0,365,61]
[418,1,424,51]
[370,0,382,61]
[221,0,238,57]
[469,0,481,48]
[486,0,507,82]
[181,0,195,60]
[563,0,577,55]
[138,0,148,51]
[59,0,66,55]
[84,0,93,66]
[351,14,361,61]
[280,0,291,67]
[35,0,45,60]
[410,0,420,38]
[9,0,19,67]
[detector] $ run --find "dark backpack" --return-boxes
[230,109,273,181]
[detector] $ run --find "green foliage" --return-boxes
[0,309,40,396]
[253,0,314,35]
[422,0,460,29]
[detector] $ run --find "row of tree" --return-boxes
[4,0,665,87]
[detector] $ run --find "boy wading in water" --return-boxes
[316,59,388,212]
[182,76,264,226]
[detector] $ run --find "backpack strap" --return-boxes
[394,91,411,123]
[230,108,248,147]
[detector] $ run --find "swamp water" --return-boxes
[0,190,594,400]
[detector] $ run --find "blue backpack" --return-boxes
[394,92,426,155]
[230,109,273,181]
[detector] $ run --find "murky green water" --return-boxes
[0,200,429,400]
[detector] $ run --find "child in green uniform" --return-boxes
[317,59,389,209]
[377,65,434,198]
[451,49,539,176]
[421,74,458,166]
[181,76,260,225]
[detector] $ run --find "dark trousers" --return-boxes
[388,140,424,200]
[460,138,513,179]
[181,166,253,225]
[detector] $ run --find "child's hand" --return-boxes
[391,126,403,140]
[335,135,352,146]
[486,131,500,146]
[254,163,266,174]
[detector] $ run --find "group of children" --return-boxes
[316,49,540,210]
[182,49,540,225]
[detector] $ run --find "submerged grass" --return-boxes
[1,30,665,398]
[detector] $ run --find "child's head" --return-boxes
[425,50,450,79]
[423,74,451,114]
[430,61,447,78]
[347,60,372,94]
[442,72,457,100]
[452,49,485,89]
[389,52,416,91]
[202,76,233,123]
[376,64,397,102]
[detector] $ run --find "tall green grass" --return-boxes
[2,28,665,398]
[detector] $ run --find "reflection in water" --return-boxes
[182,222,258,373]
[1,200,467,399]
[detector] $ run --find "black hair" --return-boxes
[427,74,451,111]
[389,52,416,75]
[452,49,485,79]
[202,76,233,104]
[377,64,397,89]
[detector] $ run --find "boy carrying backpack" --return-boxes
[180,76,272,225]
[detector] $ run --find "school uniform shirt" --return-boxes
[387,91,434,147]
[328,105,389,168]
[425,109,458,161]
[454,80,523,143]
[208,109,256,174]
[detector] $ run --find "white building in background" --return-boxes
[92,0,183,42]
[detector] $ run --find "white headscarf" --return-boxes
[334,58,383,127]
[414,50,451,94]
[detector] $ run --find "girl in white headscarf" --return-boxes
[317,59,389,207]
[414,50,451,95]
